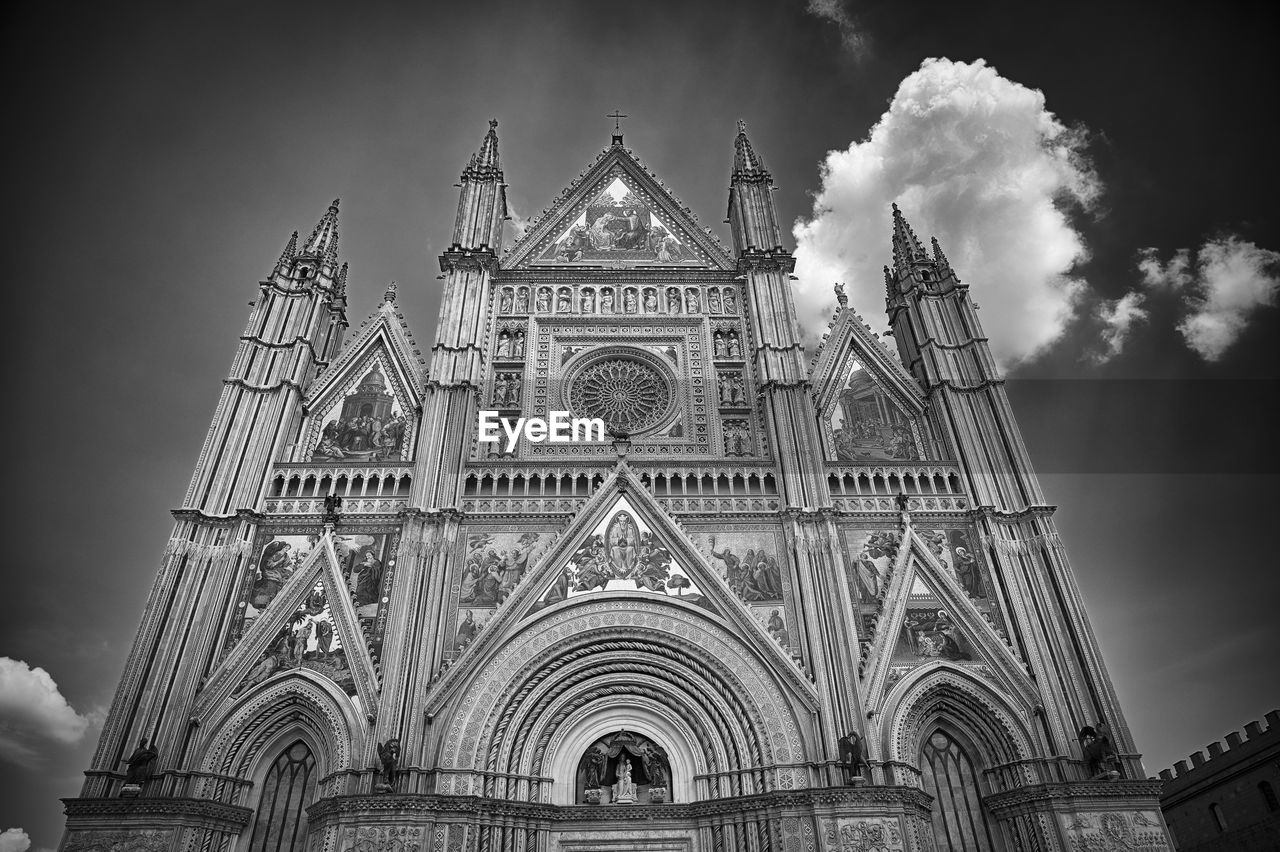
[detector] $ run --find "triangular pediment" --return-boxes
[424,464,815,713]
[503,146,734,270]
[294,300,423,464]
[809,298,929,462]
[196,533,380,718]
[856,522,1035,713]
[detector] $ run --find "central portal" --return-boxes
[575,730,672,804]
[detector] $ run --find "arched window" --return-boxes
[1261,780,1279,812]
[249,740,318,852]
[1209,802,1227,833]
[920,729,998,852]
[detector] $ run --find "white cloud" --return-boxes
[0,657,94,767]
[1137,246,1192,291]
[805,0,868,58]
[793,57,1101,368]
[0,828,31,852]
[1091,291,1148,363]
[1139,238,1280,361]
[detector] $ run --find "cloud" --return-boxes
[0,829,31,852]
[1091,291,1148,363]
[0,657,95,768]
[805,0,869,58]
[1138,237,1280,361]
[793,57,1101,368]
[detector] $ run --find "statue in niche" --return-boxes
[708,289,722,313]
[643,289,658,312]
[515,288,529,312]
[612,755,637,803]
[714,331,727,357]
[581,290,595,312]
[556,289,572,312]
[122,737,159,786]
[666,288,681,313]
[685,289,700,313]
[601,288,615,313]
[727,331,740,357]
[624,289,638,313]
[376,739,400,792]
[496,330,512,358]
[499,289,513,313]
[536,287,551,312]
[636,741,667,787]
[513,331,526,358]
[585,745,607,789]
[718,373,745,405]
[723,290,737,313]
[838,730,867,783]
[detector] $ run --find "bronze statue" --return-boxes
[584,746,606,788]
[323,492,343,520]
[895,492,910,512]
[123,737,159,785]
[837,730,867,783]
[1079,722,1119,778]
[377,738,400,790]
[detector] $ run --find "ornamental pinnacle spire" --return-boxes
[732,120,769,179]
[890,202,928,270]
[463,120,502,180]
[303,199,341,264]
[451,119,507,250]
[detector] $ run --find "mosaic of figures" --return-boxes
[227,531,396,661]
[310,364,410,463]
[532,498,712,614]
[692,531,786,605]
[749,604,792,652]
[827,361,917,462]
[503,283,738,316]
[535,176,707,266]
[234,581,358,697]
[454,532,551,653]
[844,526,1007,668]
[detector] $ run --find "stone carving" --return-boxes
[624,288,638,313]
[376,738,400,792]
[717,372,746,406]
[536,287,551,312]
[643,288,658,311]
[825,817,904,852]
[64,829,173,852]
[347,826,424,852]
[499,288,513,313]
[493,372,521,407]
[723,419,749,455]
[567,358,672,433]
[708,288,722,313]
[1059,810,1169,851]
[515,287,529,313]
[612,755,637,803]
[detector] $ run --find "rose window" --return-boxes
[567,358,672,433]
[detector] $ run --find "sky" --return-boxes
[2,0,1278,846]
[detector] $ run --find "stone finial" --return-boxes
[834,282,848,307]
[383,281,398,304]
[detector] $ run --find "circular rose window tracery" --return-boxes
[566,355,674,435]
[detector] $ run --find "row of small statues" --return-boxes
[500,286,739,316]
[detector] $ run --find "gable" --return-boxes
[503,147,734,270]
[296,307,423,464]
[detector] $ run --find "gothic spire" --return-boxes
[891,203,928,270]
[279,230,298,266]
[732,120,770,180]
[304,199,341,263]
[462,119,502,181]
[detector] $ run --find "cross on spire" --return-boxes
[607,109,628,144]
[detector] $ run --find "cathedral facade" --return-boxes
[62,121,1173,852]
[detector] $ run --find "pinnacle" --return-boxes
[383,280,398,304]
[304,199,341,263]
[890,202,928,269]
[732,119,769,179]
[467,119,502,176]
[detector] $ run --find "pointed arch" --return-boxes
[194,670,366,797]
[882,664,1034,785]
[246,738,319,852]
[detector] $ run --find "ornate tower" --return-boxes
[63,123,1170,852]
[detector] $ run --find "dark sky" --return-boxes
[3,1,1278,845]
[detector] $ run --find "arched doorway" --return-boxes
[919,728,999,852]
[247,739,318,852]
